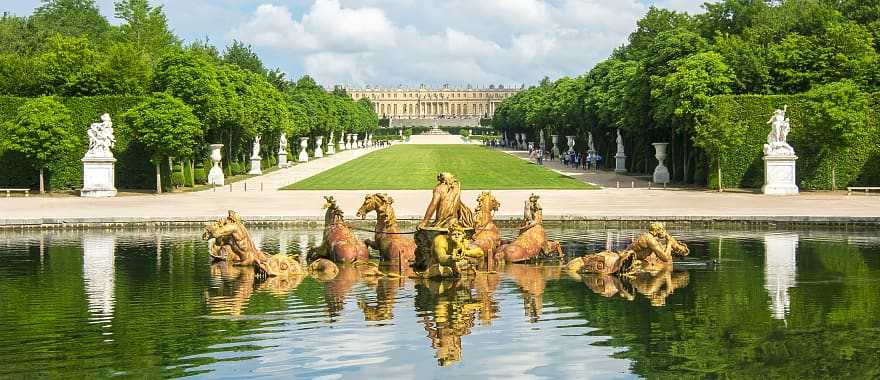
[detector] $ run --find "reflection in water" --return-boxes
[582,269,690,306]
[415,277,494,366]
[2,227,878,378]
[205,262,256,315]
[205,261,305,315]
[82,233,115,327]
[764,233,798,320]
[504,264,560,321]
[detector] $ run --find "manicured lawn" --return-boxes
[282,145,597,190]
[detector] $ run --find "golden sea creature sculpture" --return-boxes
[568,222,689,276]
[202,210,305,277]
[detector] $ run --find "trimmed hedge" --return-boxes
[0,95,152,190]
[702,92,880,190]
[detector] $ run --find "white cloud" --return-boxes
[227,0,707,87]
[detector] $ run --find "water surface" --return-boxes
[1,226,878,379]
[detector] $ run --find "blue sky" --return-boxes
[7,0,706,88]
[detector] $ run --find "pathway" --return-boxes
[225,145,384,191]
[501,148,654,188]
[2,140,880,226]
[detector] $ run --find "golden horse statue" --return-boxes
[202,210,305,278]
[311,196,369,262]
[566,222,689,276]
[356,193,417,262]
[472,192,501,268]
[495,194,564,263]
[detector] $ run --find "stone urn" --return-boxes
[208,144,225,185]
[298,137,309,162]
[550,135,559,156]
[652,143,670,184]
[314,136,324,158]
[566,135,576,154]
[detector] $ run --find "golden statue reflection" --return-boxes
[414,274,499,366]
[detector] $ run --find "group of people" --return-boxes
[561,151,601,170]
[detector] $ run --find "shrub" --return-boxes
[193,168,207,184]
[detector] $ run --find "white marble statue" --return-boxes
[587,132,596,152]
[251,136,262,159]
[85,113,115,158]
[763,105,794,156]
[616,129,625,155]
[279,133,288,154]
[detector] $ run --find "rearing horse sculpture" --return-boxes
[495,194,564,263]
[356,193,416,262]
[473,192,501,267]
[311,196,369,262]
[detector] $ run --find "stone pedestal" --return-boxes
[298,137,309,162]
[208,144,224,185]
[762,155,799,195]
[615,153,627,173]
[652,142,669,184]
[278,152,288,168]
[248,156,262,175]
[314,136,324,158]
[81,157,117,197]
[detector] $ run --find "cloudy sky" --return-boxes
[8,0,706,88]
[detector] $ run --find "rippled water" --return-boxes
[1,226,879,379]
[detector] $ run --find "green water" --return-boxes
[0,227,878,379]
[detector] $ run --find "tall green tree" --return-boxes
[112,0,178,64]
[124,93,203,193]
[2,97,75,193]
[222,40,264,74]
[31,0,110,40]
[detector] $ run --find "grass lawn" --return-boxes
[282,144,597,190]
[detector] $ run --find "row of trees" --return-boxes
[0,0,378,192]
[493,0,879,188]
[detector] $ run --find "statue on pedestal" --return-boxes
[81,113,117,197]
[762,105,799,195]
[248,136,262,175]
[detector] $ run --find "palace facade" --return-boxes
[346,84,521,119]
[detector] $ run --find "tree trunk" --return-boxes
[717,157,723,193]
[683,133,690,184]
[39,167,45,194]
[190,160,195,187]
[832,160,837,191]
[155,162,162,194]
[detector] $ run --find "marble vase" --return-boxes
[208,144,224,185]
[298,137,309,162]
[314,136,324,158]
[652,143,669,184]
